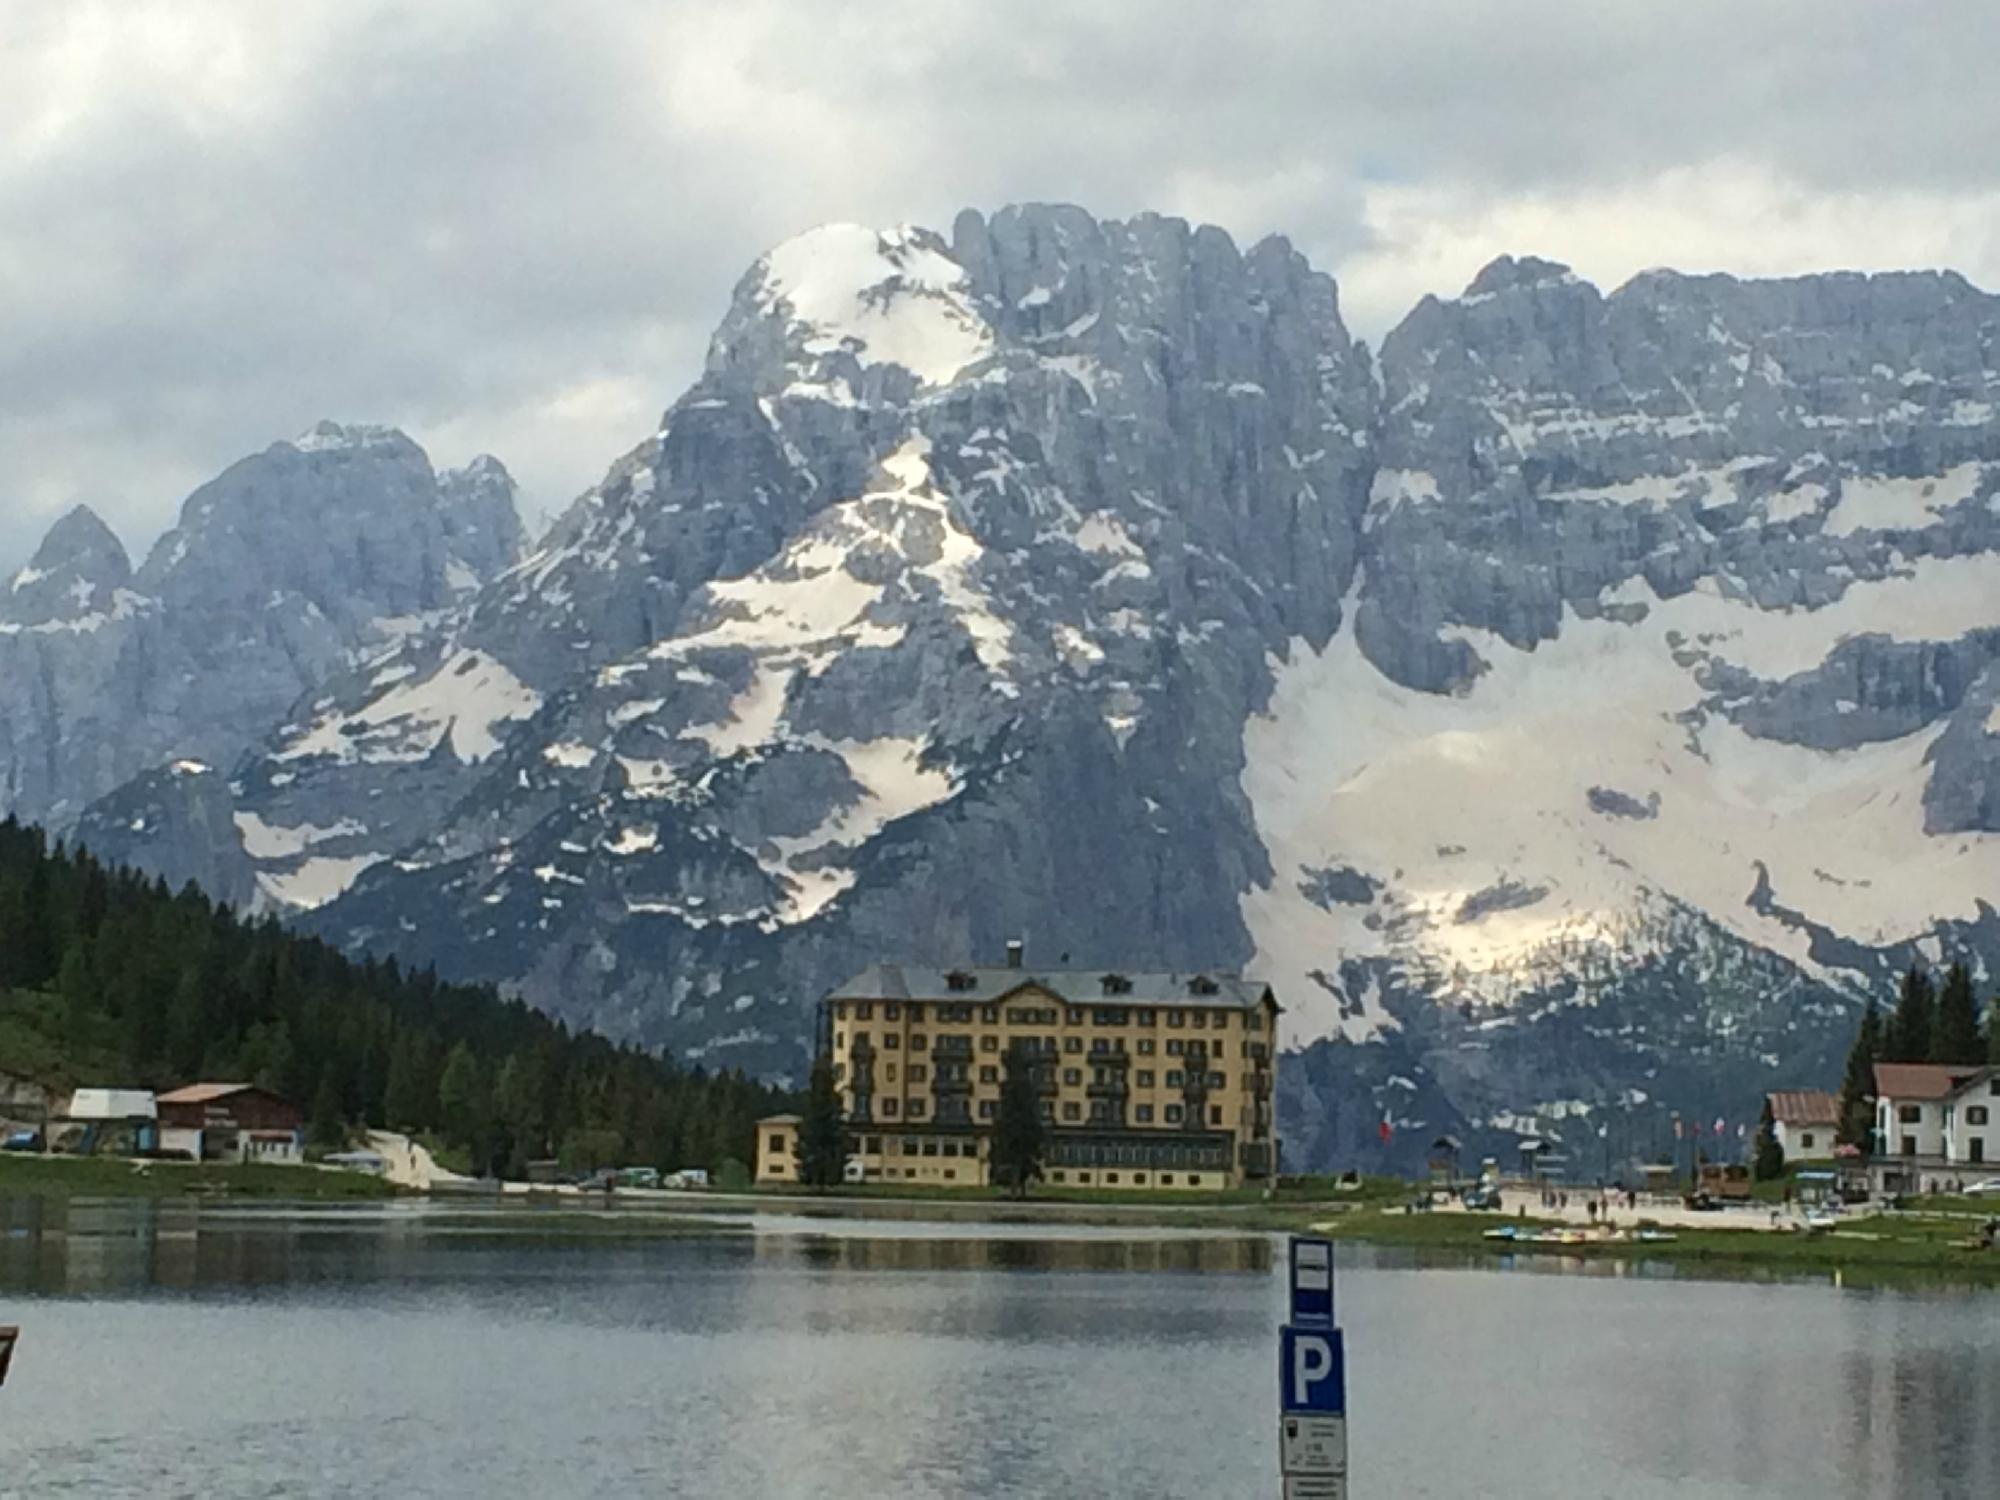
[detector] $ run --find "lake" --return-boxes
[1,1196,1996,1498]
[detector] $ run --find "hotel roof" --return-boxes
[828,963,1276,1011]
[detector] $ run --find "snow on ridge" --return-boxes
[233,811,366,860]
[1243,573,2000,1048]
[276,647,541,766]
[1822,463,1985,537]
[758,224,991,386]
[256,853,384,910]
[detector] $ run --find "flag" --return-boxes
[1378,1112,1393,1147]
[1714,1117,1726,1139]
[1673,1116,1683,1140]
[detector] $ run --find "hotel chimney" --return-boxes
[1005,939,1024,969]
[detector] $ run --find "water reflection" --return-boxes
[3,1199,1998,1498]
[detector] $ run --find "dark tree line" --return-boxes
[1834,962,2000,1149]
[0,818,791,1178]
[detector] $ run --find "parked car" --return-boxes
[1964,1178,2000,1198]
[3,1130,41,1153]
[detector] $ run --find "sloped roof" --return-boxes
[828,963,1276,1012]
[156,1082,259,1105]
[65,1088,156,1121]
[1872,1063,1990,1102]
[1767,1089,1839,1126]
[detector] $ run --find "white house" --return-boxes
[1872,1062,1999,1194]
[1766,1089,1839,1160]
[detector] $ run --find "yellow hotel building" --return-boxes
[759,945,1280,1192]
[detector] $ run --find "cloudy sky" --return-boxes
[5,0,2000,572]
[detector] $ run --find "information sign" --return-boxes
[1279,1413,1347,1476]
[1288,1235,1334,1329]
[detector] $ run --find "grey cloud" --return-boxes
[5,0,2000,571]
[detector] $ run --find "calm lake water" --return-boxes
[1,1197,1997,1498]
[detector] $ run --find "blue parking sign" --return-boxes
[1280,1326,1346,1415]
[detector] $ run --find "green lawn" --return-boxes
[0,1152,398,1201]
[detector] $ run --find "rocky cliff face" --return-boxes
[32,206,2000,1169]
[4,423,522,827]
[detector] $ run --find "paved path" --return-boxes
[1424,1185,1804,1233]
[364,1130,469,1190]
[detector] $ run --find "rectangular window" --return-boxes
[1969,1106,1991,1126]
[1190,1012,1206,1029]
[979,1065,998,1084]
[1137,1070,1155,1088]
[981,1005,998,1023]
[1166,1104,1184,1124]
[1168,1010,1185,1027]
[1800,1132,1815,1151]
[1972,1138,1986,1164]
[886,1063,898,1082]
[1062,1102,1082,1121]
[1136,1105,1154,1123]
[884,1099,900,1117]
[1899,1104,1921,1124]
[1247,1011,1263,1032]
[908,1065,927,1083]
[1161,1173,1174,1186]
[905,1005,924,1023]
[1138,1038,1155,1056]
[1067,1008,1083,1025]
[1210,1105,1223,1126]
[1137,1009,1155,1026]
[1105,1172,1119,1185]
[981,1035,998,1052]
[767,1134,784,1154]
[1166,1070,1184,1087]
[911,1034,926,1051]
[1167,1039,1185,1056]
[1212,1041,1226,1059]
[856,1002,873,1021]
[943,1169,956,1181]
[922,1140,939,1156]
[885,1034,900,1050]
[1902,1134,1916,1156]
[1063,1068,1081,1085]
[978,1100,995,1120]
[1209,1072,1226,1089]
[1052,1170,1066,1184]
[885,1003,900,1020]
[1065,1036,1083,1054]
[865,1135,881,1154]
[907,1099,927,1119]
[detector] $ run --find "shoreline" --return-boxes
[6,1155,1997,1287]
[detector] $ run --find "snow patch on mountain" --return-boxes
[758,224,991,386]
[278,648,541,765]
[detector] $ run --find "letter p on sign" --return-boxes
[1280,1327,1345,1415]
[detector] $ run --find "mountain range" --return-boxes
[13,204,2000,1169]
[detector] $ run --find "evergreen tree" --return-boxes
[0,815,793,1180]
[1836,1000,1881,1149]
[1884,965,1936,1063]
[795,1053,847,1188]
[1752,1096,1785,1181]
[437,1043,488,1149]
[992,1043,1045,1200]
[309,1064,346,1150]
[1932,963,1984,1065]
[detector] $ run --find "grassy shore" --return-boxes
[0,1153,398,1201]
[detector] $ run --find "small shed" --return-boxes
[61,1088,157,1154]
[1428,1134,1463,1185]
[756,1113,802,1185]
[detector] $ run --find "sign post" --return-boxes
[1278,1237,1347,1497]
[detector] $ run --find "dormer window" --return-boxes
[1189,975,1219,997]
[1100,973,1132,996]
[945,970,976,992]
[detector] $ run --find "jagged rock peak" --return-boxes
[24,503,130,583]
[285,419,420,456]
[1463,254,1582,300]
[3,503,138,629]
